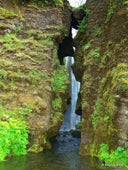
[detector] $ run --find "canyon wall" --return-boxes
[0,0,70,154]
[74,0,128,158]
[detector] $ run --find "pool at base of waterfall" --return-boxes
[0,132,126,170]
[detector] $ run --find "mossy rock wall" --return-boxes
[0,0,70,155]
[74,0,128,157]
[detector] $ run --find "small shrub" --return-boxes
[0,120,28,161]
[98,143,128,167]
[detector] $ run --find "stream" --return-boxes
[0,132,126,170]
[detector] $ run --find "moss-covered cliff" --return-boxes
[74,0,128,166]
[0,0,71,160]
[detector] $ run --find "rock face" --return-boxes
[74,0,128,156]
[0,0,71,152]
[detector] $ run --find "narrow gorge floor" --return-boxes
[0,132,127,170]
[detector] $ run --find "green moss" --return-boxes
[90,47,100,58]
[52,98,62,112]
[75,122,82,130]
[31,0,63,5]
[0,69,46,86]
[105,0,117,23]
[51,49,69,129]
[0,7,17,19]
[89,63,128,163]
[94,27,102,36]
[92,63,128,128]
[83,42,91,51]
[0,33,24,51]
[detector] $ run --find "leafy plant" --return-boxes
[0,105,32,161]
[91,47,100,58]
[98,143,128,167]
[0,119,28,161]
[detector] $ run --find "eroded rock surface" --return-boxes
[74,0,128,156]
[0,0,71,152]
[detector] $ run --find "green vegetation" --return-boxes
[52,65,68,115]
[78,4,88,33]
[124,0,128,5]
[98,143,128,167]
[75,122,82,130]
[78,17,88,33]
[94,27,102,36]
[0,7,17,19]
[52,98,62,112]
[52,69,68,94]
[92,63,128,127]
[0,33,23,51]
[31,0,63,4]
[0,69,46,87]
[83,42,91,51]
[0,33,53,52]
[90,47,100,58]
[51,50,69,127]
[0,106,32,161]
[105,0,116,23]
[90,63,128,166]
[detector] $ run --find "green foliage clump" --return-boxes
[0,120,28,161]
[91,47,100,58]
[78,17,88,33]
[98,143,128,167]
[0,105,32,161]
[52,69,68,93]
[78,4,88,33]
[52,98,62,112]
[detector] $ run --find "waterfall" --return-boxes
[60,57,81,132]
[60,0,87,132]
[60,30,81,132]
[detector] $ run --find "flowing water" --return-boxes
[60,57,81,132]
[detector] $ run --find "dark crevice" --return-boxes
[58,36,74,65]
[58,8,86,65]
[75,92,82,116]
